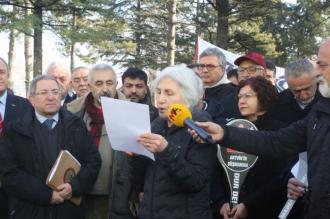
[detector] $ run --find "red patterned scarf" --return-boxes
[85,93,104,148]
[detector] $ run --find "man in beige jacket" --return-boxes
[67,64,135,219]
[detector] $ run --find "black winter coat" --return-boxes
[203,83,236,126]
[220,98,330,219]
[0,108,101,219]
[0,93,31,219]
[129,110,215,219]
[267,88,323,126]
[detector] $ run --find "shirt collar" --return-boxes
[35,111,59,124]
[295,96,315,110]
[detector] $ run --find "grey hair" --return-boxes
[152,64,204,108]
[46,62,70,76]
[29,75,60,96]
[72,66,89,73]
[285,59,314,79]
[199,47,226,68]
[88,64,116,82]
[0,57,8,74]
[72,66,89,79]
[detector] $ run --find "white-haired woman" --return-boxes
[129,65,215,219]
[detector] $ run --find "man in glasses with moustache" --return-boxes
[67,64,135,219]
[196,48,236,219]
[0,75,101,219]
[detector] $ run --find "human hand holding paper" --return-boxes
[101,97,155,160]
[137,133,168,153]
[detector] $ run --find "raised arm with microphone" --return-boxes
[167,103,215,144]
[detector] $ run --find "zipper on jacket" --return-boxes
[312,117,319,130]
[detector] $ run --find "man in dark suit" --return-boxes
[0,57,31,218]
[0,75,101,219]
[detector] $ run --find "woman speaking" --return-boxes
[129,65,214,219]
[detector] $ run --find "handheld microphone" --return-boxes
[167,103,215,144]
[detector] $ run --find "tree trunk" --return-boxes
[216,0,229,49]
[25,34,33,96]
[8,5,19,91]
[8,30,19,86]
[167,0,177,66]
[24,0,34,96]
[134,0,142,68]
[33,4,43,76]
[195,0,201,36]
[70,43,76,71]
[70,10,76,71]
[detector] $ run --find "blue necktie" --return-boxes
[44,119,55,129]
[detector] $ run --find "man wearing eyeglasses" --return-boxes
[0,57,31,219]
[198,48,235,124]
[268,59,322,126]
[197,48,235,219]
[266,59,324,219]
[235,51,266,82]
[0,74,101,219]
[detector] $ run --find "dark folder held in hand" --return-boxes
[46,150,81,205]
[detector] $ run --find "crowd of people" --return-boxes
[0,37,328,219]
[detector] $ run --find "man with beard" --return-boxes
[67,64,136,219]
[121,67,157,121]
[190,38,330,219]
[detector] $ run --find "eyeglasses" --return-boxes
[34,89,61,97]
[237,66,264,75]
[238,93,257,100]
[197,64,222,71]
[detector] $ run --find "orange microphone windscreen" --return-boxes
[167,103,192,127]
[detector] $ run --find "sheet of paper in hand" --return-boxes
[217,119,259,207]
[278,152,308,219]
